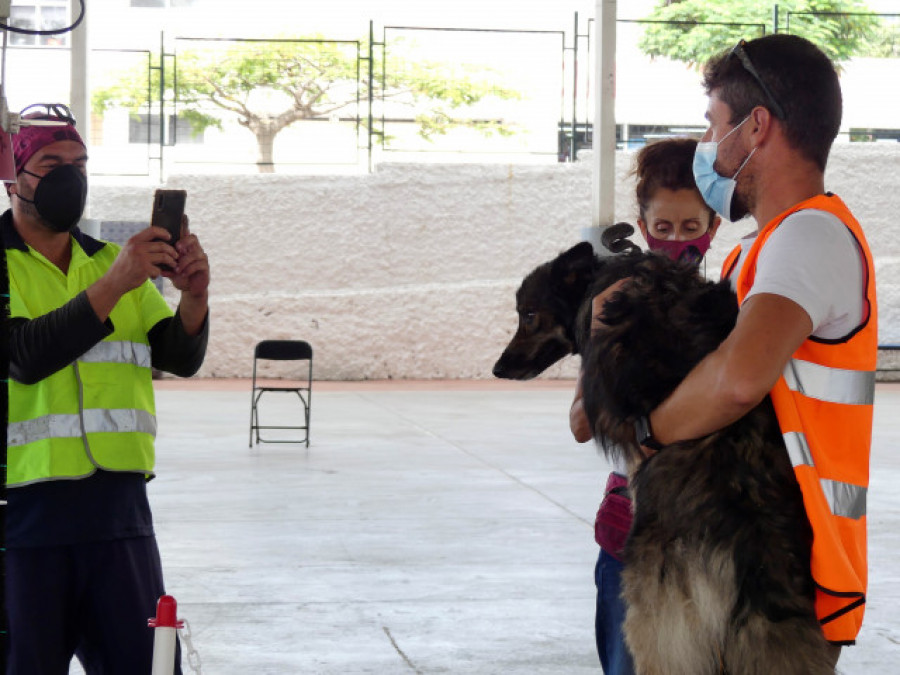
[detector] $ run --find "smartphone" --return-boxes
[151,189,186,272]
[151,189,187,246]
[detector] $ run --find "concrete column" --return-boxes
[69,0,89,153]
[585,0,616,249]
[69,0,91,219]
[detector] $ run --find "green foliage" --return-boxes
[91,36,522,151]
[853,16,900,57]
[638,0,885,66]
[174,39,363,123]
[381,45,521,140]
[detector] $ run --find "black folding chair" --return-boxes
[249,340,313,447]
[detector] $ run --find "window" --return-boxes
[9,1,70,47]
[129,114,203,145]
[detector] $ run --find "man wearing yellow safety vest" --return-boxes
[3,104,209,674]
[620,35,876,668]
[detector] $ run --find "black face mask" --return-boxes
[17,163,87,233]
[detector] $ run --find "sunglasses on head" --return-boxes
[19,103,77,126]
[729,40,786,121]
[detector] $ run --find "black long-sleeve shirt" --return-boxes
[3,211,210,549]
[8,290,208,384]
[3,210,208,384]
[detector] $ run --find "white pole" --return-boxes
[583,0,616,253]
[69,0,93,231]
[151,627,178,675]
[149,595,183,675]
[69,0,89,150]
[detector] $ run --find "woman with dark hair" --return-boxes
[633,137,720,268]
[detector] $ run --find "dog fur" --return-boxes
[494,243,834,674]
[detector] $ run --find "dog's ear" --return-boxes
[555,241,595,266]
[551,241,597,287]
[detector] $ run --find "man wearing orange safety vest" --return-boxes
[638,34,876,668]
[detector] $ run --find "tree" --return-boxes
[92,38,521,173]
[636,0,883,67]
[858,19,900,58]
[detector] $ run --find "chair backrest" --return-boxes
[254,340,313,361]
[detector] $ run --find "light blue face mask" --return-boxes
[692,116,756,222]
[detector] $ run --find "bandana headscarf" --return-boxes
[13,116,85,175]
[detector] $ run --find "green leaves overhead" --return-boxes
[638,0,887,66]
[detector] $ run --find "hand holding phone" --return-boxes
[150,189,187,272]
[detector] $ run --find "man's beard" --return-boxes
[729,191,751,222]
[729,169,756,222]
[15,182,56,231]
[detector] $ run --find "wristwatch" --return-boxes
[634,415,664,451]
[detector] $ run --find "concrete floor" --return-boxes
[71,380,900,674]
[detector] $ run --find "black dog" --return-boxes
[492,235,637,380]
[494,242,833,674]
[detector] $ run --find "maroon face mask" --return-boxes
[646,231,712,266]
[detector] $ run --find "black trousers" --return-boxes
[5,536,182,675]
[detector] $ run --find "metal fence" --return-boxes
[79,9,900,177]
[376,25,567,162]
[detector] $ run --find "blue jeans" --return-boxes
[595,548,636,675]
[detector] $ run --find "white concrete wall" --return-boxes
[86,143,900,380]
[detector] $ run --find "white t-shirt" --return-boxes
[729,209,866,340]
[605,209,864,474]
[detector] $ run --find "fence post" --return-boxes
[148,32,168,181]
[159,32,165,180]
[773,4,780,34]
[368,20,374,172]
[571,11,579,163]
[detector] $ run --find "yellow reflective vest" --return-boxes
[727,194,876,644]
[6,228,173,487]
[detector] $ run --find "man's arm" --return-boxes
[8,292,112,384]
[648,292,812,445]
[571,278,632,444]
[148,311,209,377]
[9,226,176,384]
[149,218,210,375]
[85,225,178,322]
[164,220,210,337]
[570,371,592,443]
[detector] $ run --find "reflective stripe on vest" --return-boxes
[79,340,152,369]
[783,431,867,519]
[783,358,875,406]
[7,338,158,446]
[7,408,157,447]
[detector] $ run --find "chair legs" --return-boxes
[249,389,259,447]
[249,388,310,447]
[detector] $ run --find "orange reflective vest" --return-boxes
[724,194,876,644]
